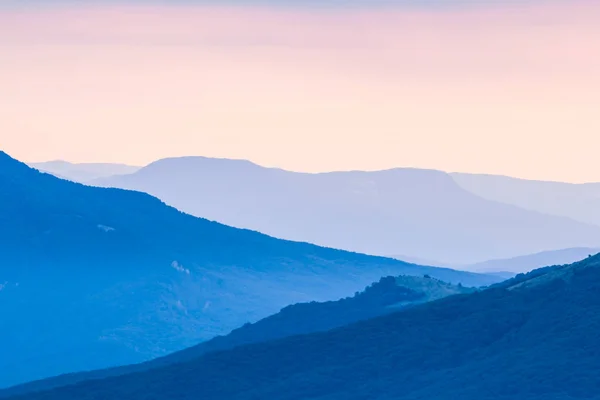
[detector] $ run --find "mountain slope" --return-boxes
[29,160,140,183]
[92,156,600,264]
[465,247,600,273]
[391,247,600,274]
[12,255,600,400]
[0,151,497,388]
[452,172,600,228]
[0,275,471,398]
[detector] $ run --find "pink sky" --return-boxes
[1,2,599,182]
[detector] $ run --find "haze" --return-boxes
[1,0,599,182]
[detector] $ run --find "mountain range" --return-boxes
[86,156,600,265]
[29,161,140,183]
[452,172,600,227]
[461,247,600,274]
[391,247,600,274]
[0,151,498,388]
[0,275,471,398]
[7,253,600,400]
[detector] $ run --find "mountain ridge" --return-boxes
[29,160,140,183]
[0,150,498,388]
[0,275,471,398]
[9,254,600,400]
[91,155,600,264]
[390,247,600,274]
[452,172,600,228]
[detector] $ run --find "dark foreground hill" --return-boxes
[0,151,498,388]
[12,255,600,400]
[0,275,471,397]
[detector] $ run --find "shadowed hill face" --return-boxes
[0,275,472,398]
[2,153,310,275]
[92,156,600,265]
[11,255,600,400]
[0,151,499,389]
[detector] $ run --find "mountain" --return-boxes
[452,172,600,228]
[12,254,600,400]
[0,275,471,398]
[29,160,140,183]
[390,247,600,274]
[0,151,498,388]
[465,247,600,274]
[386,254,448,267]
[91,156,600,264]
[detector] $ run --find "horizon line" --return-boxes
[26,155,600,185]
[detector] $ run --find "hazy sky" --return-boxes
[1,1,599,182]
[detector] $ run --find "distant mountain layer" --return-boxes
[0,151,497,388]
[465,247,600,273]
[10,254,600,400]
[92,156,600,264]
[0,275,471,398]
[452,172,600,228]
[390,247,600,274]
[29,160,140,183]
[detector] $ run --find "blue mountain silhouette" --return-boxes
[0,275,472,397]
[7,253,600,400]
[93,156,600,264]
[0,151,498,388]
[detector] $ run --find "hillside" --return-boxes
[465,247,600,273]
[452,172,600,228]
[0,275,471,397]
[11,255,600,400]
[0,151,498,388]
[92,156,600,264]
[391,248,600,274]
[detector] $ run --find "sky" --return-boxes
[1,1,599,182]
